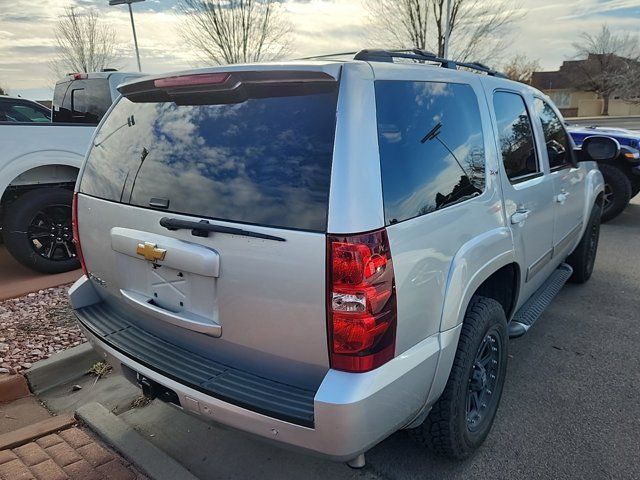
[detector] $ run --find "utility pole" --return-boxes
[443,0,452,58]
[109,0,145,72]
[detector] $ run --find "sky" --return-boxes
[1,0,639,101]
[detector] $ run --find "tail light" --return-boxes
[72,192,88,276]
[327,229,397,372]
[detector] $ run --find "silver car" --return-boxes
[70,49,613,467]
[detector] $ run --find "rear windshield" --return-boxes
[80,91,338,231]
[53,78,112,124]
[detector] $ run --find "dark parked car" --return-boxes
[568,125,640,222]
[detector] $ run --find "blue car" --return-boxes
[568,125,640,222]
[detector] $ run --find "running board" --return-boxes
[508,263,573,338]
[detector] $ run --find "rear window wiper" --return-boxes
[159,217,286,242]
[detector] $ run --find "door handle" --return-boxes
[511,209,530,225]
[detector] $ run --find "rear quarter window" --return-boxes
[80,90,338,231]
[375,81,485,225]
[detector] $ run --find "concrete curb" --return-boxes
[76,402,200,480]
[0,414,75,450]
[0,374,30,402]
[25,343,100,395]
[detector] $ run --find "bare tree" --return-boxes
[366,1,430,51]
[365,0,523,63]
[177,0,291,65]
[571,25,640,115]
[503,54,540,84]
[51,7,118,77]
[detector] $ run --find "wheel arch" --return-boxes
[581,166,606,232]
[1,164,79,206]
[0,151,82,203]
[426,232,519,410]
[439,227,517,332]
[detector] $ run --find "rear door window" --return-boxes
[533,98,571,170]
[375,81,485,225]
[493,91,540,181]
[80,90,338,232]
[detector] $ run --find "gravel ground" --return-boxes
[0,284,85,375]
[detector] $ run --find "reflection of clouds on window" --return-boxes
[80,92,338,231]
[378,123,402,143]
[413,82,451,108]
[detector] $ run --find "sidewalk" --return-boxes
[0,427,146,480]
[0,246,81,301]
[0,375,146,480]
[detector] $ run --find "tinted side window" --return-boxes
[493,92,539,181]
[13,104,50,122]
[53,79,111,124]
[0,101,49,122]
[534,98,571,169]
[375,81,485,225]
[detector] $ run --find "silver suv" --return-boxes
[70,50,616,466]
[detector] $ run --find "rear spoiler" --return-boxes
[118,70,338,104]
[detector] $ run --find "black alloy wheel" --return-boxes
[3,188,80,274]
[584,216,600,279]
[466,329,502,432]
[27,204,76,261]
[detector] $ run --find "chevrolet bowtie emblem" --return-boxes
[136,242,167,262]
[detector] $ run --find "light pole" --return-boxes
[443,0,452,59]
[109,0,145,72]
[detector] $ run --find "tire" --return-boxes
[566,203,601,284]
[409,297,508,459]
[3,188,79,274]
[599,164,631,223]
[631,178,640,199]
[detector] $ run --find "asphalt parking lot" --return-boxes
[365,196,640,479]
[95,196,636,480]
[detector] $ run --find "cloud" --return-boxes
[0,0,638,100]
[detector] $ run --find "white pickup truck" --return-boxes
[0,71,143,273]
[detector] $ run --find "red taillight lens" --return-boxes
[72,192,88,276]
[327,229,397,373]
[154,73,230,88]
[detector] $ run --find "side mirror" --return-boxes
[578,135,620,162]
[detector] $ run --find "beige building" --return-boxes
[532,59,640,118]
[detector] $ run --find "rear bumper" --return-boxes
[70,276,457,461]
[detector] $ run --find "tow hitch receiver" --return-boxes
[136,373,181,406]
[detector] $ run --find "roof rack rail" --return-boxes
[298,51,359,60]
[351,49,507,78]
